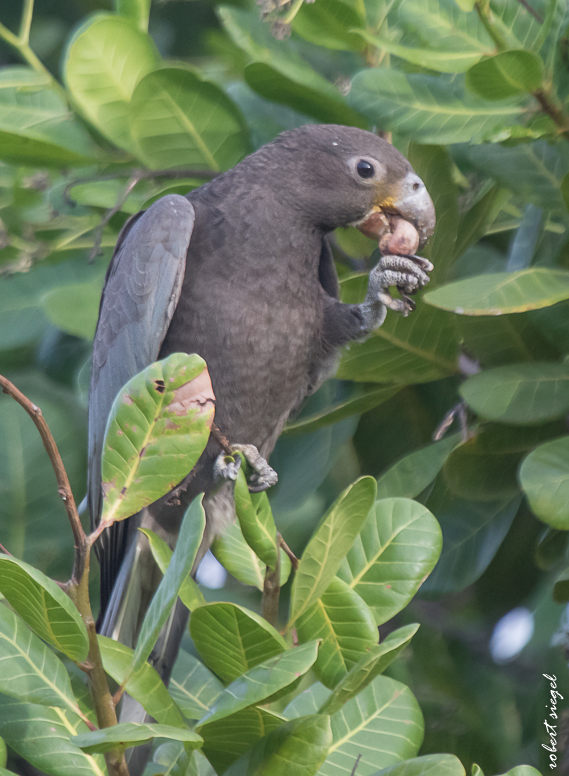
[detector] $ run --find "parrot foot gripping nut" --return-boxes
[214,443,278,492]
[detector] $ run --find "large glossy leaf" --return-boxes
[211,521,291,590]
[421,480,521,594]
[296,577,378,689]
[348,70,524,145]
[376,436,459,500]
[130,67,250,171]
[319,676,423,776]
[285,683,332,719]
[337,499,442,625]
[0,695,106,776]
[73,723,202,754]
[0,68,98,166]
[425,269,569,315]
[64,13,159,152]
[218,7,366,127]
[466,50,543,100]
[453,185,510,262]
[42,278,103,340]
[100,353,214,524]
[197,641,319,726]
[0,556,88,661]
[337,282,459,384]
[98,636,184,726]
[234,470,278,569]
[519,436,569,529]
[200,707,285,773]
[115,0,151,31]
[169,649,224,721]
[190,603,287,683]
[468,141,569,214]
[139,528,206,612]
[293,0,365,51]
[460,363,569,424]
[132,497,205,673]
[289,477,376,626]
[370,753,466,776]
[319,624,420,716]
[223,714,332,776]
[0,605,79,712]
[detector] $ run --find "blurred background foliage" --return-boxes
[1,0,569,772]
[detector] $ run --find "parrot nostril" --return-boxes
[412,182,420,191]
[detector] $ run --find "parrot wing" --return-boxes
[87,194,195,614]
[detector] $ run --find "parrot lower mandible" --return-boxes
[87,123,436,764]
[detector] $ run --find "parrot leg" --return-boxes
[213,444,278,492]
[359,254,433,328]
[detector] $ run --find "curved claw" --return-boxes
[213,452,242,482]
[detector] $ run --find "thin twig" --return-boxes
[350,754,362,776]
[90,175,141,260]
[210,422,234,455]
[278,533,299,570]
[0,542,12,556]
[516,0,543,22]
[19,0,34,43]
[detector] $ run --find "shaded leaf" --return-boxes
[425,269,569,315]
[130,67,250,171]
[0,556,88,661]
[319,676,423,776]
[338,498,442,625]
[466,50,544,100]
[453,186,510,262]
[73,723,202,754]
[460,362,569,424]
[98,635,184,726]
[285,683,332,719]
[169,649,224,721]
[371,753,466,776]
[234,470,278,569]
[198,641,319,726]
[211,521,291,590]
[376,435,459,500]
[319,624,420,716]
[100,353,214,524]
[116,0,151,32]
[200,707,285,773]
[296,577,378,689]
[132,497,205,673]
[63,13,159,151]
[519,436,569,529]
[289,477,376,626]
[42,279,103,340]
[190,602,287,683]
[293,0,365,51]
[349,70,524,145]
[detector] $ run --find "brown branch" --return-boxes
[516,0,543,22]
[0,542,12,556]
[262,549,281,627]
[278,533,299,571]
[533,88,569,136]
[210,422,234,455]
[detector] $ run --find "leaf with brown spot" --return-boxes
[100,353,215,524]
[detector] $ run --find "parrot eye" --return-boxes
[356,160,375,179]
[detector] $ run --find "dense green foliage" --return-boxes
[0,0,568,773]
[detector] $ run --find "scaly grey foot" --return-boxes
[214,444,278,492]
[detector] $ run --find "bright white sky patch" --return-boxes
[490,606,534,663]
[195,550,227,589]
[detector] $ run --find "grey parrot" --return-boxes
[87,124,435,748]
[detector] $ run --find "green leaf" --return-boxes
[223,714,332,776]
[318,676,423,776]
[132,497,206,673]
[42,279,103,340]
[460,362,569,424]
[289,477,376,626]
[234,470,278,569]
[190,602,287,683]
[0,696,106,776]
[0,556,88,661]
[337,280,459,384]
[139,528,206,611]
[376,436,459,500]
[130,67,250,172]
[319,624,420,716]
[98,635,185,726]
[293,0,365,51]
[198,641,320,726]
[466,50,544,100]
[553,566,569,603]
[371,753,466,776]
[496,770,542,776]
[73,723,202,754]
[296,577,378,689]
[519,436,569,529]
[63,13,159,152]
[169,649,224,720]
[0,605,79,711]
[200,707,285,773]
[453,186,510,262]
[285,683,332,718]
[100,353,214,524]
[337,498,442,625]
[283,384,399,436]
[425,269,569,316]
[115,0,151,31]
[0,68,98,166]
[218,7,366,127]
[468,141,569,214]
[348,70,524,145]
[211,521,292,590]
